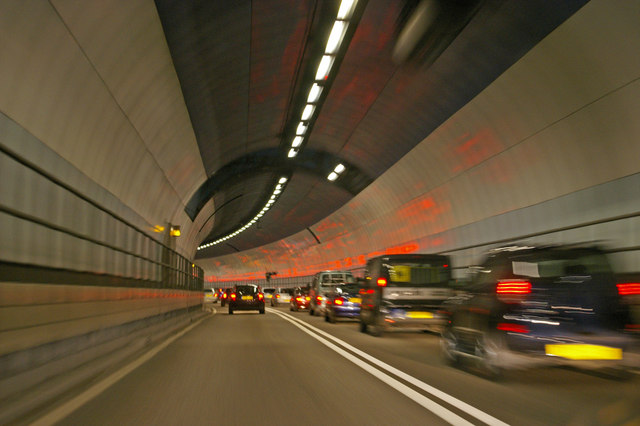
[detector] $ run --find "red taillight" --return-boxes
[258,293,264,300]
[377,278,387,287]
[230,293,237,301]
[296,296,304,302]
[496,280,531,294]
[305,296,311,301]
[334,297,344,305]
[276,294,280,298]
[222,293,227,299]
[497,323,529,333]
[316,296,322,302]
[617,283,640,296]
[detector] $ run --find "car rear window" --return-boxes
[236,286,258,295]
[511,252,612,278]
[335,283,360,294]
[383,261,451,287]
[322,273,355,283]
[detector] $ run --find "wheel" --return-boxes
[309,307,314,316]
[475,331,504,380]
[259,308,265,314]
[359,316,367,333]
[289,304,293,311]
[369,313,385,337]
[229,307,234,315]
[325,312,330,322]
[328,310,336,324]
[440,326,461,367]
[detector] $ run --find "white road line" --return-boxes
[31,313,212,426]
[268,308,510,426]
[267,308,473,426]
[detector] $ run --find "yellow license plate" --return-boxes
[407,311,433,319]
[241,295,253,301]
[545,344,622,360]
[349,298,362,304]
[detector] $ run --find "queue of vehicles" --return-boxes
[205,244,639,380]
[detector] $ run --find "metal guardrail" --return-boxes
[0,142,203,291]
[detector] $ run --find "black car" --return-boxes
[228,284,265,314]
[440,244,640,379]
[220,288,233,307]
[324,283,361,323]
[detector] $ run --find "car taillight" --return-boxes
[497,323,529,333]
[258,293,264,300]
[496,280,531,294]
[296,296,304,302]
[334,297,344,305]
[231,293,237,301]
[316,296,322,302]
[276,294,280,298]
[496,280,531,303]
[377,278,387,287]
[305,296,311,301]
[617,283,640,296]
[222,293,227,299]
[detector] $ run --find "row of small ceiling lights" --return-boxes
[288,0,357,183]
[198,1,357,251]
[197,177,288,250]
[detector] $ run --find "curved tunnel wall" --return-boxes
[198,1,640,281]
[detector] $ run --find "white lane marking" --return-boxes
[267,309,473,426]
[269,308,510,426]
[31,313,212,426]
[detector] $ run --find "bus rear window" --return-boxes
[384,262,450,287]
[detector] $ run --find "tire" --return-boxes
[328,310,336,324]
[475,331,504,380]
[370,313,385,337]
[259,308,265,314]
[359,316,367,333]
[229,307,234,315]
[440,326,461,367]
[309,307,314,316]
[325,312,330,322]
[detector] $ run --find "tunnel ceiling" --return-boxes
[152,0,588,259]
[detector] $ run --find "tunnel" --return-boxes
[1,0,639,424]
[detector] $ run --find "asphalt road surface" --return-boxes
[33,304,640,425]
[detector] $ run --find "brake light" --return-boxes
[497,323,529,333]
[334,297,344,305]
[231,293,237,301]
[222,293,227,299]
[316,296,322,302]
[258,293,264,300]
[617,283,640,296]
[276,294,280,298]
[377,278,387,287]
[296,296,304,302]
[496,280,531,294]
[305,296,311,301]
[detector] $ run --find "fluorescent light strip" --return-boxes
[337,0,357,20]
[326,21,347,54]
[301,104,315,120]
[315,55,334,80]
[197,177,289,250]
[307,84,322,103]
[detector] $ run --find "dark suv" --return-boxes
[440,244,639,378]
[228,284,265,314]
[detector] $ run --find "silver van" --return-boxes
[308,271,356,316]
[359,254,453,336]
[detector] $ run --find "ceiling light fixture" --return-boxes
[327,163,346,181]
